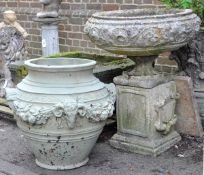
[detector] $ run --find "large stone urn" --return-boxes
[84,8,200,156]
[6,57,116,170]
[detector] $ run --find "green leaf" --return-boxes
[180,0,192,8]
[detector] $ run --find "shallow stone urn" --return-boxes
[84,8,200,85]
[6,57,116,170]
[85,8,200,156]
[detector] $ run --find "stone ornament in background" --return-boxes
[170,36,202,88]
[0,10,28,97]
[174,76,203,137]
[0,11,28,38]
[37,0,62,18]
[35,0,65,56]
[170,29,204,128]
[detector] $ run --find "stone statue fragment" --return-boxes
[0,10,28,97]
[170,37,203,88]
[0,10,28,38]
[37,0,62,18]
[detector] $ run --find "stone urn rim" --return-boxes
[92,8,193,21]
[25,57,96,72]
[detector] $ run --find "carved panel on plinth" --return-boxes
[117,88,147,138]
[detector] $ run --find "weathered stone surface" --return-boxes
[113,73,171,88]
[85,8,201,81]
[110,81,181,156]
[174,76,203,137]
[0,97,7,106]
[0,172,6,175]
[0,97,14,120]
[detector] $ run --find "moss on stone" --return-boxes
[16,65,28,78]
[48,52,128,66]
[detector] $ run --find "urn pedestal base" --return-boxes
[110,131,181,156]
[110,78,181,156]
[35,158,89,170]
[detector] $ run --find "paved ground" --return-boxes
[0,117,203,175]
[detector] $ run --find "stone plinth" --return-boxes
[110,78,181,156]
[33,17,66,57]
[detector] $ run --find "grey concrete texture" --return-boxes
[0,159,38,175]
[0,117,203,175]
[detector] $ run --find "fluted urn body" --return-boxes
[6,57,116,170]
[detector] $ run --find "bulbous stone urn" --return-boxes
[6,57,116,170]
[84,8,200,155]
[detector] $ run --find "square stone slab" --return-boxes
[175,76,203,137]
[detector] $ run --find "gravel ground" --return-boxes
[0,117,203,175]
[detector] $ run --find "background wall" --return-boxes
[0,0,163,58]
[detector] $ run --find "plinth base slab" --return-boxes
[110,132,181,156]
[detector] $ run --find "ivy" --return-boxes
[180,0,191,8]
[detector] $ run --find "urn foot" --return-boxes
[36,158,89,170]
